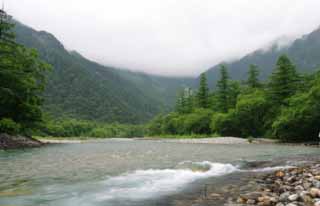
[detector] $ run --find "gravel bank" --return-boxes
[151,137,276,144]
[234,163,320,206]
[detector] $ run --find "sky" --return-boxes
[6,0,320,77]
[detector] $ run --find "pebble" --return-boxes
[234,164,320,206]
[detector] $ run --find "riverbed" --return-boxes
[0,139,319,206]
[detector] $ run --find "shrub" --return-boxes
[0,118,21,135]
[210,110,240,137]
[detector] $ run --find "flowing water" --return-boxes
[0,139,319,206]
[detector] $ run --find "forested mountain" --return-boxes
[14,21,194,123]
[205,26,320,87]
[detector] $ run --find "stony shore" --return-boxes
[234,164,320,206]
[0,133,43,149]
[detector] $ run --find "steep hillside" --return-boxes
[205,27,320,88]
[14,21,193,123]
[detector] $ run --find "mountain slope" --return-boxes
[205,27,320,88]
[14,21,193,123]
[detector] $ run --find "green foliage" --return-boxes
[247,64,261,88]
[175,88,194,114]
[268,55,299,105]
[235,90,269,137]
[216,65,230,112]
[183,109,213,134]
[37,118,144,138]
[150,55,320,142]
[214,65,242,112]
[0,11,50,135]
[272,74,320,142]
[0,118,21,135]
[197,73,209,108]
[14,21,194,124]
[146,109,213,136]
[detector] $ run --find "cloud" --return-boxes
[7,0,320,76]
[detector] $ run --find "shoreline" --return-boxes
[37,137,271,144]
[160,156,320,206]
[37,137,320,147]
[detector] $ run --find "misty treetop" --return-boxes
[147,55,320,142]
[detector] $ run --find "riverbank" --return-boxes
[159,156,320,206]
[0,133,43,149]
[234,163,320,206]
[37,136,277,145]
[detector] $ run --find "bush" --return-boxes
[235,90,269,137]
[38,118,145,138]
[0,118,21,135]
[183,109,213,134]
[210,110,240,136]
[272,87,320,142]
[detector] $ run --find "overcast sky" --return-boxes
[6,0,320,76]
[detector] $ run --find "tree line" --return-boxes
[147,55,320,142]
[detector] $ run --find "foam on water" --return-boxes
[95,161,238,202]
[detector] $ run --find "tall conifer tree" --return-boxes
[247,64,261,88]
[269,55,299,105]
[216,65,230,112]
[197,73,209,108]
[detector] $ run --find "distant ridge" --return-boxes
[204,26,320,88]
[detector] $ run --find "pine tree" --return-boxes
[216,65,230,112]
[269,55,299,105]
[176,88,194,114]
[0,9,50,134]
[197,73,209,108]
[247,64,261,88]
[184,87,194,113]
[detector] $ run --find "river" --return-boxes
[0,139,319,206]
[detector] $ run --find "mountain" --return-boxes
[14,21,194,123]
[205,27,320,88]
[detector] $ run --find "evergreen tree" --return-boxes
[176,88,194,114]
[247,64,261,88]
[197,73,209,108]
[184,87,194,113]
[175,90,185,114]
[0,10,50,134]
[268,55,299,105]
[216,65,230,112]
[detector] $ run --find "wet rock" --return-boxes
[234,163,320,206]
[310,188,320,198]
[246,199,256,204]
[276,171,285,178]
[288,194,299,201]
[280,192,291,202]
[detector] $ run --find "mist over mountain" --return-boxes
[14,21,194,123]
[204,26,320,87]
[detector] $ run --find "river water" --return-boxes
[0,139,319,206]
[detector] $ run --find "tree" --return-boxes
[247,64,261,88]
[272,73,320,142]
[197,73,209,108]
[0,10,50,134]
[235,90,269,137]
[216,65,230,112]
[175,88,194,114]
[268,55,299,105]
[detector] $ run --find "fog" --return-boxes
[7,0,320,76]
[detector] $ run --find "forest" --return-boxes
[1,11,319,142]
[147,57,320,142]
